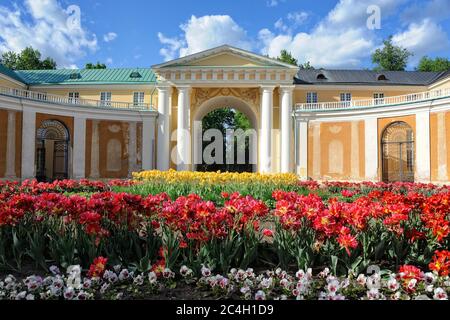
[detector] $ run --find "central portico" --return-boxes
[151,45,299,173]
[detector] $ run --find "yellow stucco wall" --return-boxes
[307,120,365,180]
[430,77,450,90]
[0,78,24,89]
[191,53,263,67]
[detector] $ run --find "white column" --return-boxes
[90,120,100,178]
[177,86,191,171]
[128,121,137,176]
[280,86,294,173]
[5,110,16,179]
[73,116,86,179]
[297,118,308,180]
[142,117,156,171]
[259,86,275,173]
[416,110,431,182]
[157,86,172,171]
[21,108,36,179]
[365,117,378,181]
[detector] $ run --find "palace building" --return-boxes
[1,45,450,183]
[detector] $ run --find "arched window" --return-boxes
[381,121,414,182]
[316,73,327,80]
[377,74,388,81]
[36,119,70,182]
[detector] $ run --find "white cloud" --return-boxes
[105,57,113,64]
[287,11,309,26]
[158,15,252,61]
[401,0,450,25]
[103,32,117,42]
[259,0,400,68]
[0,0,97,68]
[392,19,450,66]
[274,11,309,34]
[267,0,284,7]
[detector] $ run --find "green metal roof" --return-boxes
[14,68,157,85]
[0,64,26,83]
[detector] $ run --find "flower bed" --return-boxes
[1,176,450,300]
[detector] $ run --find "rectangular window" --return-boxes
[306,92,318,104]
[340,92,352,107]
[68,92,79,104]
[340,93,352,101]
[100,92,112,106]
[133,92,145,106]
[374,92,384,105]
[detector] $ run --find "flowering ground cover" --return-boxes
[1,173,450,300]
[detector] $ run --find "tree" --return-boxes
[0,47,56,70]
[85,62,107,69]
[277,50,298,66]
[417,56,450,72]
[299,61,315,70]
[372,36,412,71]
[199,108,253,173]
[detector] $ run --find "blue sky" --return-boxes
[0,0,449,70]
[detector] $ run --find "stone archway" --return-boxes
[192,95,259,172]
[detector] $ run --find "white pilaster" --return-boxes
[128,121,137,176]
[157,86,172,171]
[5,110,16,178]
[350,121,360,179]
[177,86,191,171]
[21,108,36,179]
[90,120,100,178]
[364,117,378,181]
[297,118,308,180]
[280,86,294,173]
[416,110,431,182]
[142,118,156,171]
[259,86,275,173]
[437,112,448,181]
[73,116,86,179]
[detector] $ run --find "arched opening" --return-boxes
[36,119,70,182]
[381,121,414,182]
[193,96,258,173]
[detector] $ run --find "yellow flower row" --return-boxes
[133,169,299,185]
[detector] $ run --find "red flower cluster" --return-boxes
[429,250,450,276]
[88,256,108,278]
[159,192,268,244]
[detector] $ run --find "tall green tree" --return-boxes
[417,56,450,72]
[85,62,107,69]
[0,47,56,70]
[372,36,412,71]
[276,50,299,66]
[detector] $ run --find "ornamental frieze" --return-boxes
[191,87,260,109]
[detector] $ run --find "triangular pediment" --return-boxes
[152,45,298,69]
